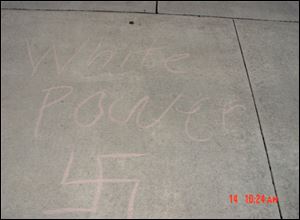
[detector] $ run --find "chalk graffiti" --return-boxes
[26,40,52,76]
[73,91,106,127]
[34,86,246,141]
[34,86,73,138]
[24,36,249,218]
[53,40,88,75]
[44,149,146,219]
[26,39,189,77]
[222,100,247,133]
[175,97,212,142]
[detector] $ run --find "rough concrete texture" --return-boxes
[1,3,299,220]
[235,20,299,219]
[1,1,156,13]
[159,1,299,21]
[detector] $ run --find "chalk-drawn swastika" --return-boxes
[44,150,146,219]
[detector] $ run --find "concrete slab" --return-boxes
[1,1,156,13]
[158,1,299,21]
[1,10,280,218]
[235,20,299,219]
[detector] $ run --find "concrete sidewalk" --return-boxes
[1,1,299,219]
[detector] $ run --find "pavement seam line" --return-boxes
[155,1,158,14]
[232,19,283,219]
[1,8,299,23]
[161,12,299,23]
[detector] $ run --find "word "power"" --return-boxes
[34,86,246,142]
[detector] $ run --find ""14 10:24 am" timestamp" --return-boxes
[229,194,278,205]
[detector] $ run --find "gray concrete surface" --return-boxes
[1,1,156,13]
[159,1,299,21]
[1,2,299,219]
[235,20,299,219]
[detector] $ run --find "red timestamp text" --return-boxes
[229,194,278,205]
